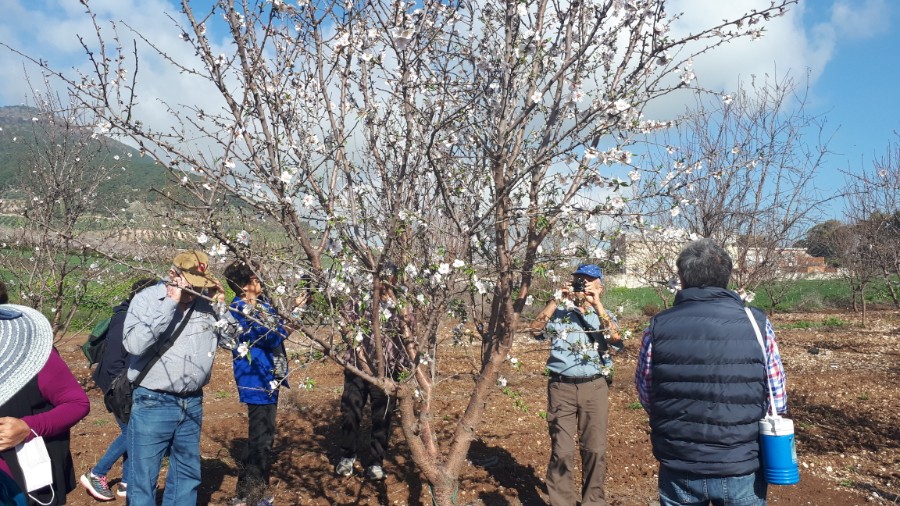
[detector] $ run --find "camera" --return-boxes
[571,278,586,293]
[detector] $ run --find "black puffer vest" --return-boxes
[648,287,767,476]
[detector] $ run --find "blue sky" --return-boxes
[0,0,896,219]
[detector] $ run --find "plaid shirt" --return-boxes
[635,318,786,414]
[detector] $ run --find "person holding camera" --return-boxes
[122,250,226,506]
[531,264,622,506]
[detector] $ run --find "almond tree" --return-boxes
[0,79,130,339]
[631,74,829,306]
[21,0,796,501]
[843,138,900,308]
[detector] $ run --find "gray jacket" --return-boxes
[123,282,222,394]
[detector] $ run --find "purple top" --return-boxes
[0,349,90,478]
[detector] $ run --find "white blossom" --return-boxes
[390,27,415,49]
[208,243,228,257]
[613,99,631,113]
[197,233,209,245]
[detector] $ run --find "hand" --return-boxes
[0,417,31,451]
[166,269,188,301]
[294,292,309,309]
[212,279,226,304]
[583,283,603,307]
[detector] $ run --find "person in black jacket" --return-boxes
[80,278,156,501]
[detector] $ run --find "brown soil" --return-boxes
[60,309,900,505]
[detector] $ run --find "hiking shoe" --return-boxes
[365,464,386,481]
[256,497,275,506]
[334,456,356,476]
[116,483,127,497]
[79,472,115,501]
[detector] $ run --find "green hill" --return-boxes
[0,105,170,205]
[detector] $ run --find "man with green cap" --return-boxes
[123,250,227,506]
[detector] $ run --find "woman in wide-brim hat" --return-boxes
[0,299,90,505]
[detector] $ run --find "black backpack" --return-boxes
[81,307,126,366]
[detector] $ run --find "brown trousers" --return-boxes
[546,377,609,506]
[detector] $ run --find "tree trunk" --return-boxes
[861,284,867,327]
[429,476,460,506]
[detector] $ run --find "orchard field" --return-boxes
[60,309,899,506]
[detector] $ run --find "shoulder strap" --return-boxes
[133,303,196,387]
[745,307,776,418]
[570,310,609,352]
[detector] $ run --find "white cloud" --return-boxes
[830,0,890,39]
[636,0,888,120]
[0,0,226,138]
[1,0,886,152]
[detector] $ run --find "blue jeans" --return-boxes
[658,466,767,506]
[94,418,129,483]
[128,387,203,506]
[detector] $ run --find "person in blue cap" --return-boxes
[531,263,623,506]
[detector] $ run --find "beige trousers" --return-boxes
[546,377,609,506]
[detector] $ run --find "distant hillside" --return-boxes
[0,105,170,205]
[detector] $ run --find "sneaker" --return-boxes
[79,472,115,501]
[116,483,127,497]
[334,456,356,477]
[364,464,385,481]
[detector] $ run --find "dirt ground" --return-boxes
[59,308,900,505]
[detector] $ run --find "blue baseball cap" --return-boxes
[572,264,603,280]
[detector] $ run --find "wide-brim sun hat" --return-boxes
[0,304,53,406]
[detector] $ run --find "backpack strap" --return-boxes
[133,303,196,388]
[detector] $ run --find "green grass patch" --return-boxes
[752,277,896,311]
[822,316,845,327]
[780,320,817,329]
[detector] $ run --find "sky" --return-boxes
[0,0,896,219]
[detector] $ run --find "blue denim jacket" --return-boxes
[542,306,621,378]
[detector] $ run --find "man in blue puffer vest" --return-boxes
[635,238,788,506]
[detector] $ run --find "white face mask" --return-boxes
[15,430,55,505]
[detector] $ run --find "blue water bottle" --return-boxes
[758,415,800,485]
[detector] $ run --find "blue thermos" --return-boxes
[758,415,800,485]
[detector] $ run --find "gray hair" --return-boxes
[676,238,732,289]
